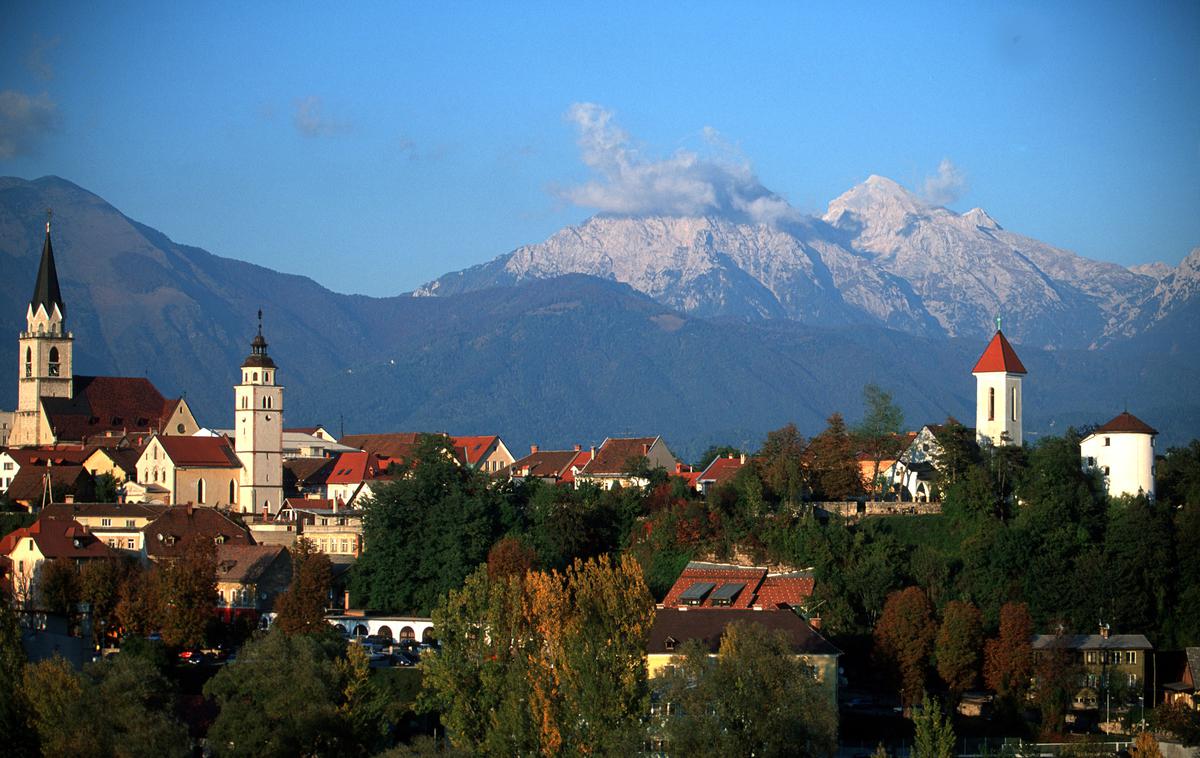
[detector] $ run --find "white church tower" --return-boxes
[234,311,283,515]
[11,212,74,448]
[972,321,1026,447]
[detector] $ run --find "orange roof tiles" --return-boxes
[972,330,1027,374]
[1095,411,1158,436]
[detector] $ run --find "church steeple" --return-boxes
[29,210,65,322]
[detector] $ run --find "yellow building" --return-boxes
[574,436,678,489]
[134,434,242,507]
[1032,627,1153,711]
[1,514,115,607]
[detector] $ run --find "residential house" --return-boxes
[134,434,242,508]
[1,514,114,606]
[450,435,515,475]
[507,445,591,485]
[0,445,91,495]
[662,561,816,616]
[1162,648,1200,710]
[286,426,338,443]
[281,428,357,460]
[696,454,750,495]
[283,456,336,500]
[1080,411,1158,500]
[214,544,292,622]
[82,445,142,485]
[325,451,397,507]
[142,505,254,563]
[4,464,95,510]
[281,498,364,558]
[575,436,677,489]
[647,608,841,708]
[40,502,167,555]
[339,432,424,462]
[1031,626,1153,710]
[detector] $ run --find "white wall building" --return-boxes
[1080,411,1157,500]
[234,315,284,516]
[972,328,1026,447]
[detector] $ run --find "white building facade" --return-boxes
[972,328,1026,448]
[234,317,284,516]
[1080,412,1157,500]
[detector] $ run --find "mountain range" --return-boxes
[1,175,1196,460]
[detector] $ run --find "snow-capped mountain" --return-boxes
[417,175,1193,349]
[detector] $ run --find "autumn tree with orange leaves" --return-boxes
[984,601,1034,701]
[423,554,654,756]
[874,586,936,706]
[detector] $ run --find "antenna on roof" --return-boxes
[45,207,52,234]
[995,315,1002,332]
[257,309,263,335]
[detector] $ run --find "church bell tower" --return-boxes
[234,311,283,515]
[972,320,1026,447]
[11,212,73,447]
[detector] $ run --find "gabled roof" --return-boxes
[283,457,336,488]
[509,449,583,480]
[215,544,289,584]
[4,465,92,504]
[325,450,398,485]
[1031,633,1153,651]
[2,446,91,467]
[972,330,1027,374]
[143,506,254,559]
[662,561,815,610]
[0,515,113,561]
[41,502,167,521]
[30,224,64,317]
[1094,411,1158,436]
[85,446,143,477]
[450,435,500,466]
[340,432,423,461]
[579,437,659,476]
[40,376,184,442]
[698,455,749,487]
[648,608,840,656]
[155,435,241,468]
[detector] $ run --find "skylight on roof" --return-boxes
[710,583,745,606]
[679,581,716,605]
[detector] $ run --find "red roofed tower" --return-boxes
[972,320,1026,447]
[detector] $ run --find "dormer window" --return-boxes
[664,636,677,652]
[215,534,226,545]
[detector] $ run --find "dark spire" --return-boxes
[242,308,275,369]
[30,209,65,317]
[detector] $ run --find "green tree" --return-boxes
[932,419,980,491]
[80,558,135,646]
[874,587,936,706]
[0,603,37,757]
[758,423,809,506]
[855,384,906,499]
[936,600,983,699]
[204,630,348,757]
[1102,495,1173,637]
[158,538,217,648]
[39,556,80,613]
[274,537,333,636]
[657,621,837,758]
[808,413,864,501]
[912,697,956,758]
[117,564,162,638]
[93,473,120,503]
[353,434,502,613]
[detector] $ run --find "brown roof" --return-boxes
[509,449,583,479]
[3,446,91,467]
[1094,411,1158,436]
[283,457,335,487]
[4,465,93,504]
[340,432,423,460]
[648,608,840,656]
[41,502,168,521]
[215,544,290,584]
[143,506,253,559]
[88,446,143,477]
[697,455,749,487]
[579,437,659,476]
[0,515,114,561]
[40,376,184,442]
[156,436,242,468]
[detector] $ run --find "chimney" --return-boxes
[675,462,684,473]
[530,444,539,454]
[1099,622,1110,639]
[573,444,581,452]
[740,453,747,464]
[643,443,650,454]
[64,494,74,504]
[343,589,351,611]
[589,446,596,460]
[809,616,822,630]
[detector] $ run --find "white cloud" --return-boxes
[26,34,60,81]
[922,158,968,206]
[293,96,350,138]
[0,90,58,159]
[556,103,798,225]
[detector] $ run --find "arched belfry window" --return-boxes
[197,479,206,504]
[988,387,995,421]
[253,371,258,382]
[25,347,32,378]
[48,347,60,377]
[265,372,271,383]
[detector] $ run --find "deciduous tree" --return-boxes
[936,600,983,698]
[874,586,935,705]
[984,602,1034,700]
[486,534,537,579]
[808,413,863,501]
[158,538,217,648]
[80,557,135,646]
[855,384,906,499]
[758,423,809,505]
[39,556,80,613]
[274,537,333,636]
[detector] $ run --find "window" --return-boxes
[1104,437,1111,446]
[197,479,206,504]
[230,480,237,503]
[340,540,348,553]
[1103,466,1110,476]
[125,520,135,528]
[988,387,995,421]
[1011,387,1018,421]
[1086,651,1097,664]
[101,518,112,526]
[265,372,270,383]
[107,538,117,548]
[1126,651,1136,664]
[2,463,10,470]
[253,372,258,382]
[241,396,248,409]
[25,347,31,378]
[48,346,60,376]
[126,538,135,550]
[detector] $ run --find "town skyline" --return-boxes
[2,3,1198,296]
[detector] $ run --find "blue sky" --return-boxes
[1,2,1197,296]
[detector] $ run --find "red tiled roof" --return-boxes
[698,455,749,487]
[972,330,1027,374]
[339,432,422,460]
[325,451,398,484]
[662,562,815,610]
[579,437,659,476]
[157,436,241,468]
[40,376,183,442]
[1,515,114,561]
[451,435,498,466]
[648,608,840,656]
[1095,411,1158,436]
[3,446,91,467]
[509,449,581,480]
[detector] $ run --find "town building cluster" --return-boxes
[1,218,1187,722]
